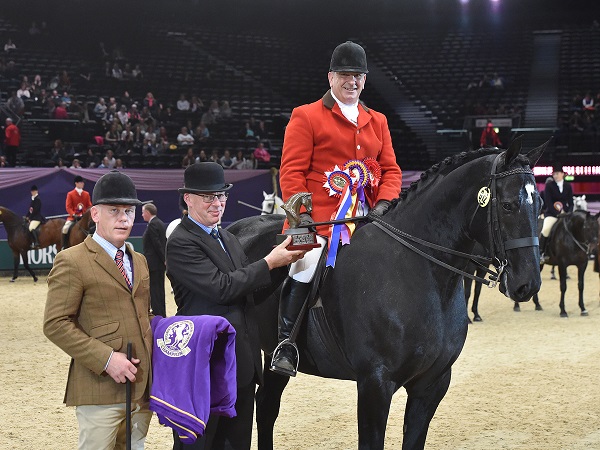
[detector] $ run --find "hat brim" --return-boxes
[178,183,233,194]
[94,198,143,206]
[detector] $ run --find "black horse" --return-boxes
[228,140,546,449]
[533,209,599,317]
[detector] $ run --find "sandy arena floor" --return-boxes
[1,264,599,449]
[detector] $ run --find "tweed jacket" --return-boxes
[43,235,153,407]
[166,215,272,387]
[280,89,402,237]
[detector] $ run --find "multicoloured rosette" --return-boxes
[322,157,382,267]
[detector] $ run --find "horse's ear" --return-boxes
[263,191,267,197]
[525,138,552,167]
[504,135,523,165]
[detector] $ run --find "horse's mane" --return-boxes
[392,147,531,206]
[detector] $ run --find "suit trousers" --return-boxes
[172,383,255,450]
[76,402,152,450]
[149,269,166,317]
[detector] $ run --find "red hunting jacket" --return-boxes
[280,90,402,238]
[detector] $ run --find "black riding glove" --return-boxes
[299,212,314,227]
[367,200,391,220]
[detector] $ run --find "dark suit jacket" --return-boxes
[166,215,272,387]
[26,196,44,221]
[543,181,573,217]
[143,216,166,272]
[43,236,153,406]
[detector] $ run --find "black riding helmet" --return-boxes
[329,41,369,74]
[92,170,142,206]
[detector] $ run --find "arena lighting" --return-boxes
[533,166,600,176]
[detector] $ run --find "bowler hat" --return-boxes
[30,185,38,191]
[329,41,369,74]
[178,162,233,194]
[552,165,565,173]
[92,170,142,206]
[74,175,84,183]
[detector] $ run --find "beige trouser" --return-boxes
[541,216,557,238]
[289,235,327,283]
[28,220,40,232]
[75,402,152,450]
[62,220,74,234]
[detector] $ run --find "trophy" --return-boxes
[276,192,321,250]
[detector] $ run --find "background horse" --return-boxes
[0,206,65,282]
[228,140,545,450]
[533,209,600,317]
[261,192,284,215]
[63,209,94,249]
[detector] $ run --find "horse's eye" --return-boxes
[502,202,512,211]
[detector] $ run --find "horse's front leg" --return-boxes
[256,355,290,450]
[356,374,396,450]
[21,251,38,282]
[532,293,543,310]
[558,264,568,317]
[578,264,588,316]
[10,253,19,282]
[402,369,451,450]
[472,276,483,322]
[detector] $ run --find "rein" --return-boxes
[304,152,538,288]
[562,214,593,254]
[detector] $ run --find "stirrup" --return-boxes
[270,339,299,377]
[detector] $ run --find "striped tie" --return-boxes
[210,228,220,240]
[115,249,132,290]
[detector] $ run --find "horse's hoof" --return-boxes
[473,316,483,322]
[560,312,568,318]
[33,277,38,283]
[9,278,16,283]
[535,305,543,311]
[513,304,521,312]
[581,310,589,316]
[550,274,557,280]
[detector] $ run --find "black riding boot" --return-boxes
[539,235,548,263]
[30,228,40,248]
[270,277,311,377]
[61,232,69,251]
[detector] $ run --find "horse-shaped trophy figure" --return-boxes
[227,138,547,450]
[532,209,599,317]
[261,192,284,215]
[280,192,312,229]
[0,206,65,282]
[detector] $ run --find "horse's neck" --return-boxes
[0,210,22,233]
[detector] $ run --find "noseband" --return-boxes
[372,152,538,287]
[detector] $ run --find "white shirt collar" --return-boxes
[330,90,359,125]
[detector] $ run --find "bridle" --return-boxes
[372,152,538,287]
[563,212,597,255]
[262,198,276,215]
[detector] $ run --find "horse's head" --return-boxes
[300,193,313,214]
[582,211,600,253]
[261,191,284,215]
[471,138,548,302]
[573,195,588,211]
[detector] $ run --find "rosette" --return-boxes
[323,165,352,197]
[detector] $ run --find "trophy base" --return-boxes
[276,228,321,250]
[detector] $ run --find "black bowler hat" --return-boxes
[92,170,142,206]
[178,162,233,194]
[74,175,84,183]
[30,185,38,191]
[552,165,565,174]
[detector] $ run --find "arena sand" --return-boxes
[1,264,599,449]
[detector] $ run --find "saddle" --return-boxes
[299,246,356,380]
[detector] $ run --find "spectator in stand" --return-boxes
[94,97,107,121]
[232,150,248,170]
[176,94,190,111]
[582,92,595,111]
[569,111,584,133]
[7,91,24,115]
[491,73,504,89]
[4,118,21,167]
[128,104,141,125]
[247,152,258,169]
[17,81,31,100]
[182,148,195,168]
[78,62,91,83]
[220,100,232,119]
[201,107,217,125]
[115,158,124,169]
[84,148,100,168]
[220,149,234,169]
[104,61,112,78]
[0,155,7,167]
[480,121,502,147]
[71,158,82,169]
[121,123,134,152]
[143,92,158,114]
[104,105,118,128]
[29,22,41,36]
[32,74,43,96]
[59,70,71,90]
[208,99,220,119]
[160,106,176,125]
[50,139,66,166]
[157,126,170,152]
[122,63,133,80]
[210,149,220,163]
[117,105,129,127]
[177,127,194,146]
[98,157,110,169]
[4,38,16,53]
[105,123,120,148]
[190,96,204,115]
[112,63,123,80]
[54,102,69,120]
[104,149,117,168]
[194,122,210,143]
[144,125,157,156]
[5,60,18,80]
[120,91,132,109]
[140,106,155,128]
[61,91,72,108]
[241,121,255,139]
[195,149,208,163]
[253,141,271,163]
[132,64,143,80]
[254,120,270,141]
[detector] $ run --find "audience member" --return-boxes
[253,141,271,162]
[176,94,190,111]
[4,38,16,53]
[182,148,195,168]
[176,127,194,146]
[220,149,234,169]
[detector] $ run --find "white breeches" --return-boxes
[28,220,40,232]
[289,235,328,283]
[62,220,74,234]
[541,216,557,238]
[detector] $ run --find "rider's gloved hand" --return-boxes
[299,212,314,227]
[367,200,392,220]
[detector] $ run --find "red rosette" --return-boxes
[362,157,382,186]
